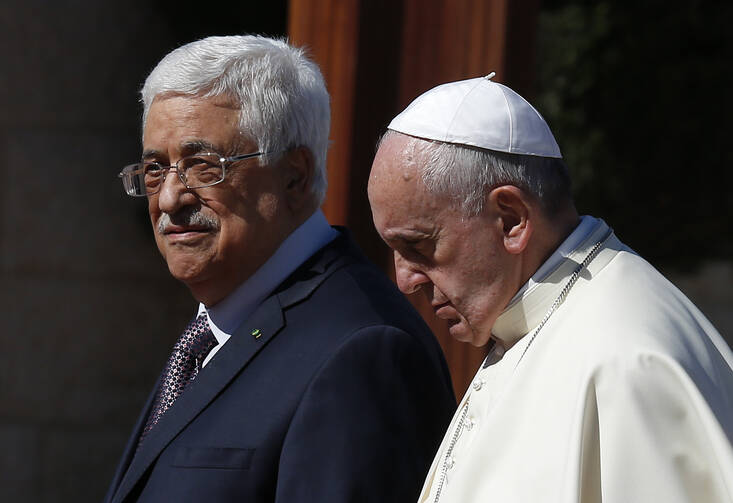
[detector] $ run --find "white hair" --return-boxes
[382,130,572,216]
[142,35,331,204]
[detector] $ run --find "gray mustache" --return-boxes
[157,209,220,234]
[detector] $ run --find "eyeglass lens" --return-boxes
[122,154,225,196]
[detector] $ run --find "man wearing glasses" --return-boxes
[105,35,455,503]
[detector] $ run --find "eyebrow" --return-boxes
[141,139,222,160]
[181,139,220,153]
[384,229,433,244]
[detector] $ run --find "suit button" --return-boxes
[446,456,455,469]
[472,378,485,391]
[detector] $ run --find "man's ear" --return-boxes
[282,146,315,209]
[488,185,533,255]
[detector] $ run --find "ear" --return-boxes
[281,146,315,211]
[487,185,533,255]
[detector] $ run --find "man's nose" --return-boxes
[156,169,195,214]
[394,252,430,294]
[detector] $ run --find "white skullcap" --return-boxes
[388,73,562,158]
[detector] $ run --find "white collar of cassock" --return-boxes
[198,209,338,348]
[492,215,607,348]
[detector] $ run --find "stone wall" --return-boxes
[0,2,285,501]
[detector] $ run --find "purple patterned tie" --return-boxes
[138,314,218,445]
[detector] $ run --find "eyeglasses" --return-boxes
[118,151,273,197]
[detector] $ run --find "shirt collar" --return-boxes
[508,215,598,304]
[198,209,338,344]
[492,215,608,347]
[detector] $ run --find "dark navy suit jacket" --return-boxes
[105,231,456,502]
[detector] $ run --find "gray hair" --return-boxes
[142,35,330,204]
[382,130,572,217]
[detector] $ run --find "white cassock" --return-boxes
[419,217,733,503]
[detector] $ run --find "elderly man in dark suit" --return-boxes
[105,35,455,503]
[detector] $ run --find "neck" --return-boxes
[520,206,580,290]
[191,207,321,308]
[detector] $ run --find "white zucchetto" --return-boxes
[388,73,562,158]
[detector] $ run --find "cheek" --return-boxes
[255,191,284,220]
[217,216,245,244]
[147,198,161,223]
[210,210,251,259]
[446,260,488,295]
[441,265,496,315]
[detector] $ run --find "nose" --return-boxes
[394,251,430,294]
[156,169,196,214]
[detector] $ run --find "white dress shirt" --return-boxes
[197,209,338,367]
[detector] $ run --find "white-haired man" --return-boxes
[105,35,455,503]
[368,75,733,502]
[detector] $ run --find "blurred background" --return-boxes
[1,0,730,500]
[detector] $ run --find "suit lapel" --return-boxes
[111,230,360,503]
[275,229,358,309]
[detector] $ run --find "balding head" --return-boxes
[368,131,578,347]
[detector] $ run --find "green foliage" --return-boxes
[535,0,733,268]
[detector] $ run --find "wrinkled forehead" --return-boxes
[371,132,423,178]
[142,94,246,155]
[370,143,448,227]
[370,141,417,199]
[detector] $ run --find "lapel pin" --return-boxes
[251,328,262,339]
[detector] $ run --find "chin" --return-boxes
[164,256,211,286]
[447,322,474,343]
[448,321,491,347]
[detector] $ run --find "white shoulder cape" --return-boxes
[420,219,733,503]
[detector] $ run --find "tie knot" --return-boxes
[177,313,218,360]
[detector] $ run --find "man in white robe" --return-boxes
[367,75,733,502]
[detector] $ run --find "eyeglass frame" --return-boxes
[118,150,279,197]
